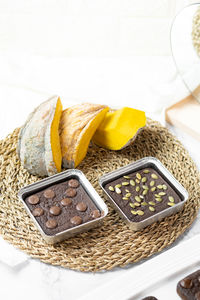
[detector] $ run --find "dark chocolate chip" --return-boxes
[32,207,44,217]
[61,198,72,206]
[28,195,40,205]
[180,278,193,289]
[68,179,79,188]
[195,292,200,300]
[65,188,77,198]
[44,189,55,199]
[141,297,158,300]
[76,202,87,212]
[50,206,61,216]
[46,219,58,229]
[91,209,101,219]
[70,216,82,225]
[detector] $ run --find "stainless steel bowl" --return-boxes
[18,169,108,244]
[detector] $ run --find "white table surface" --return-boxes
[0,55,200,300]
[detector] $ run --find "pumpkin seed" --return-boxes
[122,181,129,186]
[155,194,160,197]
[134,202,141,207]
[125,189,129,193]
[143,169,150,173]
[151,174,158,179]
[122,197,129,200]
[129,203,135,208]
[130,180,135,186]
[143,189,148,195]
[136,173,141,180]
[139,195,144,199]
[149,206,155,212]
[149,201,155,206]
[137,210,144,216]
[136,179,140,184]
[131,210,138,215]
[168,196,174,203]
[115,187,121,194]
[123,175,130,179]
[142,177,147,183]
[108,186,114,191]
[159,192,166,196]
[151,187,156,192]
[162,184,167,190]
[141,201,148,206]
[115,184,121,188]
[155,197,162,202]
[157,185,163,189]
[150,181,155,187]
[167,202,175,207]
[142,185,149,190]
[136,186,140,192]
[125,193,131,198]
[135,196,141,202]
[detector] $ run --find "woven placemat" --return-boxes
[0,119,200,272]
[192,7,200,57]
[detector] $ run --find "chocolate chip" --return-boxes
[195,292,200,300]
[44,189,55,199]
[76,202,87,212]
[61,198,72,206]
[32,207,44,217]
[46,219,58,229]
[50,206,61,216]
[68,179,79,188]
[65,188,77,198]
[70,216,82,225]
[180,278,193,289]
[28,195,40,205]
[91,209,101,219]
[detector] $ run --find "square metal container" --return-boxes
[99,157,188,231]
[18,169,108,244]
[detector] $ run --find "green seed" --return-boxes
[151,174,158,179]
[135,196,141,202]
[150,181,155,187]
[143,169,150,173]
[108,186,114,191]
[131,210,138,215]
[125,189,129,193]
[168,202,175,207]
[168,196,174,203]
[123,175,130,179]
[139,195,144,199]
[149,201,155,206]
[122,197,129,200]
[125,193,131,198]
[134,202,141,207]
[151,187,156,192]
[136,186,140,192]
[155,194,160,197]
[115,184,121,188]
[122,182,129,186]
[130,180,135,186]
[157,185,163,189]
[115,187,121,194]
[155,197,162,202]
[141,201,148,206]
[129,203,135,208]
[149,206,155,212]
[136,173,141,180]
[142,177,147,183]
[142,185,149,190]
[143,189,148,195]
[136,179,140,184]
[159,192,166,196]
[162,184,167,190]
[137,210,144,216]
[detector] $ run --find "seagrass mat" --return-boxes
[0,119,200,272]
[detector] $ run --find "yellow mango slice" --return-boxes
[18,96,63,176]
[92,107,146,150]
[59,103,108,168]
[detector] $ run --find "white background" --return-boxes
[0,1,200,300]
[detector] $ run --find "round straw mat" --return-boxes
[0,119,200,272]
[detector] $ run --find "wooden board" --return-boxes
[165,95,200,141]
